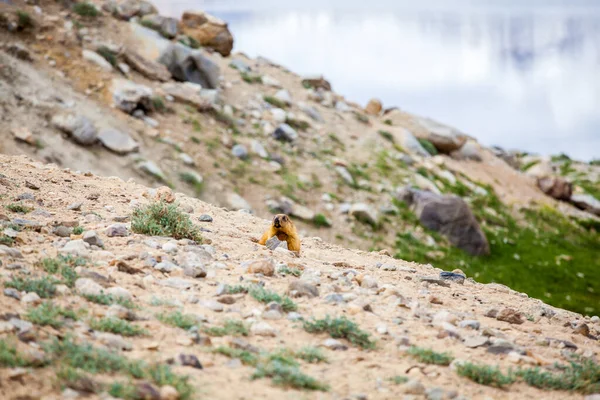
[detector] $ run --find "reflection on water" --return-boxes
[155,0,600,160]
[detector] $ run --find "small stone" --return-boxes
[54,226,72,238]
[9,318,33,333]
[360,275,378,289]
[402,379,426,395]
[174,354,203,369]
[106,287,132,300]
[155,261,180,273]
[162,242,178,253]
[590,316,599,324]
[440,271,466,284]
[95,332,132,351]
[4,288,20,300]
[246,259,275,276]
[251,321,277,337]
[273,123,298,142]
[429,295,443,305]
[199,214,213,222]
[60,239,90,257]
[67,202,83,211]
[231,144,249,160]
[287,312,302,321]
[160,385,178,400]
[135,383,160,400]
[263,310,283,320]
[574,323,590,337]
[459,320,480,330]
[201,300,224,312]
[21,292,41,305]
[485,308,498,318]
[322,338,347,351]
[82,230,104,247]
[464,335,488,348]
[107,304,136,321]
[217,296,236,305]
[75,278,104,296]
[105,224,129,237]
[324,293,345,304]
[496,308,525,325]
[159,278,194,290]
[287,281,319,298]
[0,321,15,333]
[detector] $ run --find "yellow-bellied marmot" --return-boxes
[258,214,301,253]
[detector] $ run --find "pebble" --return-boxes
[21,292,41,305]
[464,335,488,348]
[105,224,129,237]
[496,308,525,325]
[199,214,213,222]
[82,230,104,247]
[459,320,480,330]
[251,321,277,337]
[245,259,275,276]
[403,379,426,395]
[75,278,104,296]
[4,288,21,300]
[287,281,319,298]
[324,293,345,304]
[67,202,83,211]
[439,271,466,284]
[322,338,348,351]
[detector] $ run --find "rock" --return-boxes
[178,252,207,278]
[324,293,345,304]
[270,108,287,123]
[82,50,113,72]
[162,82,213,111]
[11,127,35,145]
[75,278,104,297]
[112,79,153,114]
[159,385,178,400]
[440,271,466,284]
[251,141,268,159]
[54,225,72,238]
[336,166,355,186]
[199,214,213,222]
[415,118,468,153]
[6,43,33,62]
[60,240,90,257]
[573,323,590,336]
[4,288,20,300]
[105,0,157,20]
[246,259,275,276]
[97,129,138,155]
[537,176,573,201]
[201,300,223,312]
[298,102,324,122]
[403,379,426,395]
[571,194,600,216]
[138,161,166,181]
[0,245,23,258]
[459,320,480,330]
[302,75,331,91]
[350,203,378,227]
[464,335,488,348]
[51,114,98,146]
[159,278,195,290]
[155,261,180,273]
[396,128,430,157]
[123,48,171,82]
[225,193,252,211]
[365,98,382,115]
[173,354,203,369]
[496,308,525,325]
[584,395,600,400]
[231,144,249,160]
[67,202,83,211]
[139,15,179,39]
[274,89,292,106]
[396,187,489,256]
[180,11,234,56]
[82,231,104,247]
[106,287,132,300]
[105,224,128,237]
[158,43,220,89]
[21,292,41,305]
[261,75,281,88]
[251,321,277,337]
[229,59,251,73]
[273,124,298,142]
[450,139,483,161]
[360,275,378,289]
[322,338,347,350]
[287,281,319,298]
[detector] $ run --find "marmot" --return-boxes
[258,214,301,253]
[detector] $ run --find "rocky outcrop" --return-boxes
[571,194,600,216]
[123,48,171,82]
[162,82,213,111]
[180,11,234,57]
[415,117,468,153]
[397,187,490,256]
[158,43,220,89]
[537,176,573,201]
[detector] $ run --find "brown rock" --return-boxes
[496,308,525,325]
[365,99,382,115]
[11,127,36,145]
[246,259,275,276]
[155,186,176,203]
[537,176,573,201]
[123,49,172,82]
[287,281,319,298]
[217,295,237,304]
[180,11,234,56]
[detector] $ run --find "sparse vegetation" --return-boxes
[224,284,249,295]
[39,255,85,288]
[26,302,78,328]
[252,360,329,391]
[131,201,202,242]
[83,293,136,309]
[16,10,34,29]
[72,226,84,235]
[73,2,100,18]
[5,203,32,214]
[248,285,297,312]
[241,72,263,84]
[516,357,600,394]
[277,266,303,277]
[312,213,331,228]
[90,318,147,337]
[384,119,393,126]
[151,95,167,113]
[213,346,258,366]
[407,346,454,365]
[456,362,515,388]
[389,375,409,385]
[203,320,249,337]
[418,138,438,155]
[0,339,41,367]
[378,130,394,143]
[353,112,369,124]
[294,347,327,364]
[179,172,204,195]
[0,234,14,246]
[156,311,197,330]
[285,118,310,131]
[5,276,57,298]
[303,316,375,349]
[263,95,287,108]
[96,46,117,67]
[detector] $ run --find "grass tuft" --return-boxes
[456,362,515,388]
[5,276,57,298]
[73,2,99,17]
[26,302,78,328]
[179,172,204,195]
[213,346,258,366]
[407,346,454,365]
[248,285,297,312]
[294,347,327,364]
[303,316,375,349]
[83,293,135,309]
[131,201,202,242]
[241,72,263,84]
[5,203,32,214]
[16,10,33,29]
[378,130,395,143]
[203,320,248,337]
[312,213,331,228]
[263,95,287,108]
[418,138,438,155]
[252,360,329,391]
[90,317,146,337]
[96,46,117,67]
[277,266,303,277]
[39,255,85,288]
[156,311,197,330]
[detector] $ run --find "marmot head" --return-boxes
[273,214,293,230]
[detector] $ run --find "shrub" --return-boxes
[90,317,147,337]
[5,203,32,214]
[26,302,78,328]
[418,138,438,155]
[5,276,57,298]
[203,320,249,337]
[312,213,331,228]
[456,362,515,388]
[73,2,99,17]
[248,285,297,312]
[83,293,135,309]
[96,46,117,67]
[156,311,197,330]
[303,316,375,349]
[131,201,202,242]
[407,346,454,365]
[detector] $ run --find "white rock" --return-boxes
[75,278,104,297]
[82,49,113,72]
[251,321,277,337]
[60,239,90,257]
[106,287,132,300]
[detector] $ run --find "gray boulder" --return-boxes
[51,114,98,146]
[416,117,468,153]
[122,48,171,82]
[273,124,298,142]
[98,129,138,154]
[451,139,483,162]
[158,43,220,89]
[397,187,490,256]
[140,15,179,39]
[397,128,430,157]
[571,194,600,216]
[162,82,213,111]
[112,79,153,114]
[104,0,157,20]
[537,176,573,201]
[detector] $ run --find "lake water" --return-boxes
[155,0,600,161]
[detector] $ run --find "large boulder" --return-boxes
[122,48,171,82]
[158,43,220,89]
[570,194,600,216]
[162,82,213,111]
[111,79,153,114]
[397,187,490,256]
[180,11,234,57]
[415,117,468,154]
[537,176,573,201]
